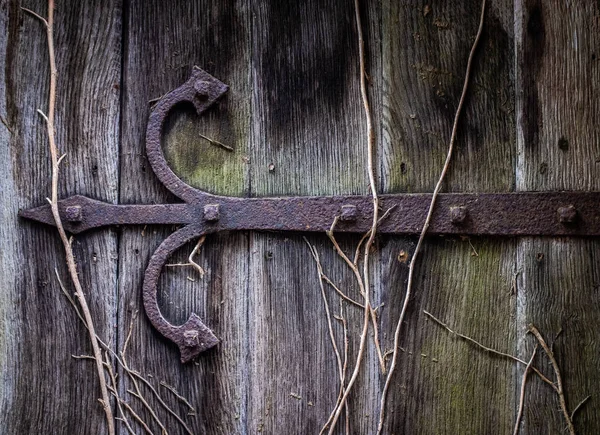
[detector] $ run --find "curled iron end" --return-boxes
[175,314,220,363]
[146,67,229,203]
[143,224,220,363]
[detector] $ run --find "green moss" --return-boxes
[416,238,515,433]
[163,105,248,197]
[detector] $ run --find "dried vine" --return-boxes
[377,0,486,431]
[22,1,114,432]
[24,3,197,433]
[322,0,383,432]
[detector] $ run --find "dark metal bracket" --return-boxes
[19,68,600,363]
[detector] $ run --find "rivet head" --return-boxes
[557,205,577,223]
[64,205,82,222]
[450,206,468,224]
[203,204,220,222]
[183,329,199,347]
[340,205,358,222]
[194,79,210,98]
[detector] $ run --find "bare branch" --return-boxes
[424,310,556,389]
[30,1,115,431]
[529,325,575,435]
[198,133,234,152]
[514,347,537,435]
[570,396,591,422]
[160,381,196,414]
[378,1,487,432]
[165,236,206,278]
[21,7,49,27]
[129,371,194,435]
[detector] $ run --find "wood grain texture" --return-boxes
[246,1,381,433]
[515,1,600,433]
[2,0,600,433]
[378,1,518,433]
[0,0,122,433]
[118,0,251,433]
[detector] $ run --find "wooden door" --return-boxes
[2,0,599,434]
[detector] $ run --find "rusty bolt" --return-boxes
[557,205,577,223]
[183,329,199,347]
[450,206,468,224]
[194,79,211,98]
[64,205,82,222]
[340,205,358,222]
[203,204,220,222]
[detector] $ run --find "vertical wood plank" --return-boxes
[0,0,122,433]
[515,1,600,433]
[118,0,251,433]
[379,1,517,433]
[246,1,382,433]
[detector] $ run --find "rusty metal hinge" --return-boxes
[19,68,600,362]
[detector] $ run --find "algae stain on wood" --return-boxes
[414,238,516,434]
[163,101,249,197]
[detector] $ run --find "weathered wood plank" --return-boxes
[515,1,600,433]
[246,1,381,433]
[118,0,251,433]
[0,0,121,433]
[378,1,517,433]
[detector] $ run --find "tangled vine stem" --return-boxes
[23,1,115,433]
[377,0,487,432]
[528,325,576,435]
[325,0,383,433]
[513,347,537,435]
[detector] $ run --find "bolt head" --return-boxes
[183,329,199,347]
[340,205,358,222]
[558,205,577,223]
[450,206,468,224]
[64,205,82,222]
[203,204,220,222]
[194,79,211,99]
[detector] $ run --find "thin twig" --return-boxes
[352,206,396,266]
[327,1,382,431]
[128,389,168,434]
[21,7,49,27]
[120,311,170,434]
[513,347,537,435]
[424,310,524,362]
[0,115,13,134]
[121,401,155,435]
[321,274,364,309]
[327,217,385,373]
[25,2,115,432]
[198,133,234,152]
[423,310,556,388]
[122,309,138,360]
[160,382,196,414]
[129,371,194,435]
[121,314,169,435]
[338,301,350,435]
[377,1,487,432]
[528,324,575,435]
[570,396,591,421]
[59,272,174,434]
[305,241,348,435]
[105,352,136,435]
[165,236,206,278]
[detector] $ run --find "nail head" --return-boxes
[557,205,577,223]
[450,206,468,224]
[340,205,358,222]
[65,205,82,222]
[203,204,220,222]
